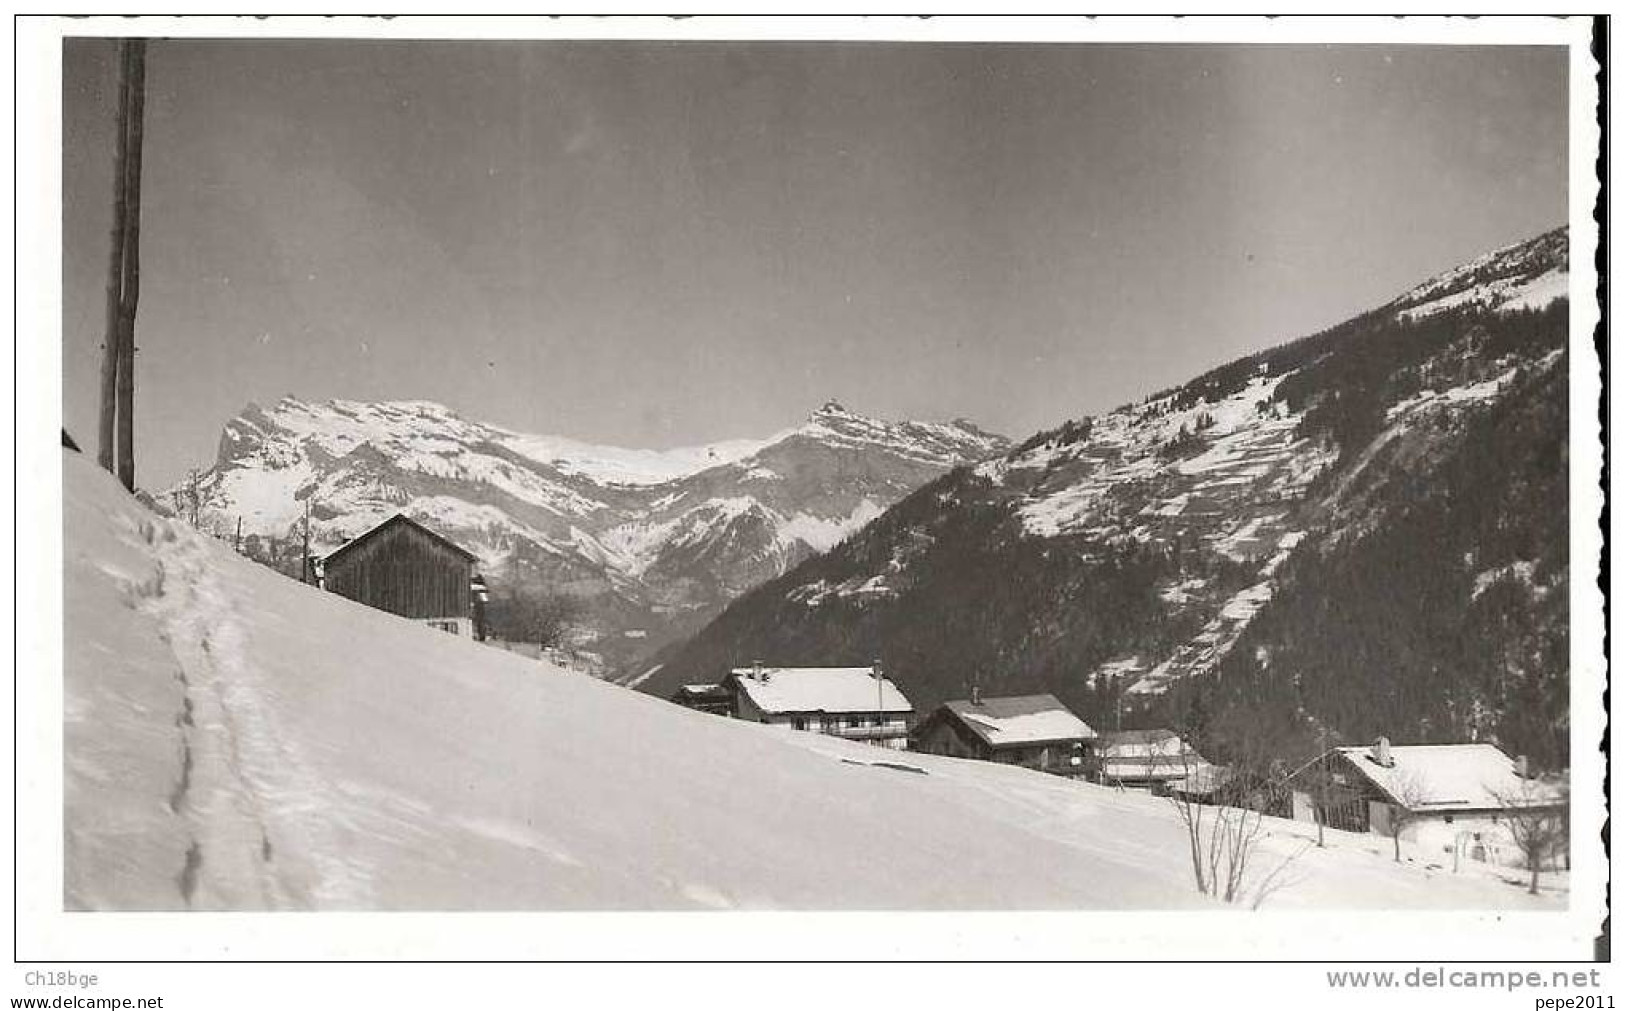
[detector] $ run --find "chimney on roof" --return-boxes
[971,684,983,706]
[752,659,766,682]
[1515,754,1530,779]
[1372,736,1393,768]
[870,658,884,680]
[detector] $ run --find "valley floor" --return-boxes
[64,452,1562,913]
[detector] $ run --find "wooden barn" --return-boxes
[319,514,484,638]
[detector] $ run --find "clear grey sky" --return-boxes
[61,40,1567,488]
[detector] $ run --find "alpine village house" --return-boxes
[699,664,917,750]
[1091,728,1212,793]
[318,513,488,639]
[1285,738,1567,868]
[911,690,1097,777]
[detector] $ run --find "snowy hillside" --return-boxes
[168,398,1006,676]
[64,450,1557,911]
[648,228,1571,771]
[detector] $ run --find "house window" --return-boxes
[792,717,808,731]
[427,619,460,634]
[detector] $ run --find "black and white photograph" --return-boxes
[13,13,1608,981]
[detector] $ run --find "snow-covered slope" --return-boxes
[649,228,1571,770]
[64,450,1558,911]
[1388,227,1568,320]
[168,398,1006,676]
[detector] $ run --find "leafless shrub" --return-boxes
[1166,748,1307,908]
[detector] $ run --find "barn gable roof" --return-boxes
[938,694,1097,748]
[322,513,478,567]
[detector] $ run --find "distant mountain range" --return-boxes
[644,227,1571,771]
[170,397,1008,672]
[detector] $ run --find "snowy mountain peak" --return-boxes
[174,395,1006,677]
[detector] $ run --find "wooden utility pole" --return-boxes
[96,40,136,474]
[97,38,148,491]
[300,499,312,584]
[114,39,148,492]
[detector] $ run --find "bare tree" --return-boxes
[1490,776,1568,895]
[1294,761,1335,848]
[185,469,202,526]
[484,588,582,650]
[1383,770,1430,863]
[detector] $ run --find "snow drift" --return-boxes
[64,451,1556,911]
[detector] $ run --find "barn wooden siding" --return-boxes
[324,522,473,620]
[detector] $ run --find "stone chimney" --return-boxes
[1515,754,1530,779]
[752,659,764,682]
[1371,736,1393,768]
[871,658,884,680]
[971,684,983,706]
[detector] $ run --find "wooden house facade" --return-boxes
[320,514,483,638]
[911,691,1097,777]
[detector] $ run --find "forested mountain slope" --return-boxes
[646,228,1571,771]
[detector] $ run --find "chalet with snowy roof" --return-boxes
[727,663,915,750]
[319,513,487,639]
[670,683,733,717]
[1286,738,1566,867]
[1091,728,1210,793]
[911,690,1097,777]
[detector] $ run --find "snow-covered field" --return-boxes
[64,452,1560,912]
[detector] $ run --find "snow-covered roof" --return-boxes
[1334,743,1563,813]
[730,667,914,715]
[323,513,477,565]
[1100,756,1210,782]
[942,694,1097,747]
[1099,728,1182,749]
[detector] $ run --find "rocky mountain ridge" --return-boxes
[172,398,1008,673]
